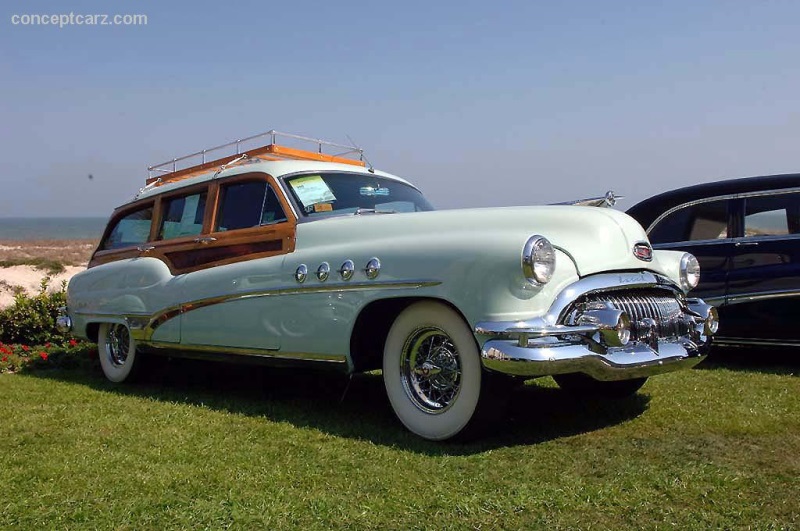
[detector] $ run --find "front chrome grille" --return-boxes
[569,289,687,341]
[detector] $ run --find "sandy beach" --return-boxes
[0,239,96,308]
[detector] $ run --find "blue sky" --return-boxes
[2,1,800,217]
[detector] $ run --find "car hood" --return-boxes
[294,205,665,277]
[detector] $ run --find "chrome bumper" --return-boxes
[475,272,714,380]
[480,338,706,380]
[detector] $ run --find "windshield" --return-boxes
[283,172,434,218]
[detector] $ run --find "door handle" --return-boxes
[734,241,759,247]
[193,237,217,244]
[137,245,155,253]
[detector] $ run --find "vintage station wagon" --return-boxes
[59,131,717,440]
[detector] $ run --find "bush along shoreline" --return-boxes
[0,277,94,374]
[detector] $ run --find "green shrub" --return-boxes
[0,277,68,345]
[0,338,95,374]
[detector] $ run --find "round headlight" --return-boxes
[522,235,556,285]
[679,253,701,291]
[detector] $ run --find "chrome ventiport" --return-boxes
[295,264,308,283]
[56,306,72,333]
[365,257,381,279]
[317,262,330,281]
[339,260,355,281]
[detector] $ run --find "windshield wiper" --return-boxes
[353,208,396,215]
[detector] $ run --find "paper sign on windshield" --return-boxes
[289,175,336,207]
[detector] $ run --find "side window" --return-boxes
[102,205,154,250]
[158,192,207,240]
[216,181,287,232]
[648,200,729,244]
[744,193,800,237]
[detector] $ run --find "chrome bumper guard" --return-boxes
[475,272,715,380]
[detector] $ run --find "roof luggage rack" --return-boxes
[146,130,366,185]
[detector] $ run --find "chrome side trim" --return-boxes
[475,322,600,337]
[73,279,441,342]
[645,187,800,235]
[141,340,348,364]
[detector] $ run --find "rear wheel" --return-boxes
[98,322,142,383]
[553,373,647,398]
[383,301,492,441]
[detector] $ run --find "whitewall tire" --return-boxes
[98,322,141,383]
[383,301,485,441]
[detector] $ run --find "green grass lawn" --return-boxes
[1,352,798,529]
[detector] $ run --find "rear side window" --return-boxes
[744,193,800,237]
[216,181,287,232]
[102,205,154,250]
[158,192,207,240]
[648,200,729,244]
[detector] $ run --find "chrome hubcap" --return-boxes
[400,327,461,414]
[106,324,130,367]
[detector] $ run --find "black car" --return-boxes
[627,173,800,349]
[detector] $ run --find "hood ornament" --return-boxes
[556,190,623,208]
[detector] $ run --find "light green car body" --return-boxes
[66,160,710,377]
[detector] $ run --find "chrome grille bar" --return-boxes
[581,289,685,340]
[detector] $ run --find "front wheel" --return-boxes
[98,322,142,383]
[383,301,489,441]
[553,373,648,398]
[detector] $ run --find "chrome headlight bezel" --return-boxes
[522,235,556,285]
[679,253,701,291]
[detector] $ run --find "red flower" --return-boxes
[1,356,7,363]
[22,345,30,352]
[39,352,48,361]
[69,339,78,347]
[45,343,52,348]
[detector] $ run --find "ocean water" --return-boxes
[0,217,107,241]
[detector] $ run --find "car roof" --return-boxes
[626,173,800,229]
[130,159,415,205]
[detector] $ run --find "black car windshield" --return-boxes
[283,172,435,218]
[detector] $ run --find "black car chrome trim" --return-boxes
[645,187,800,235]
[713,337,800,348]
[723,289,800,306]
[702,295,725,306]
[652,239,732,249]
